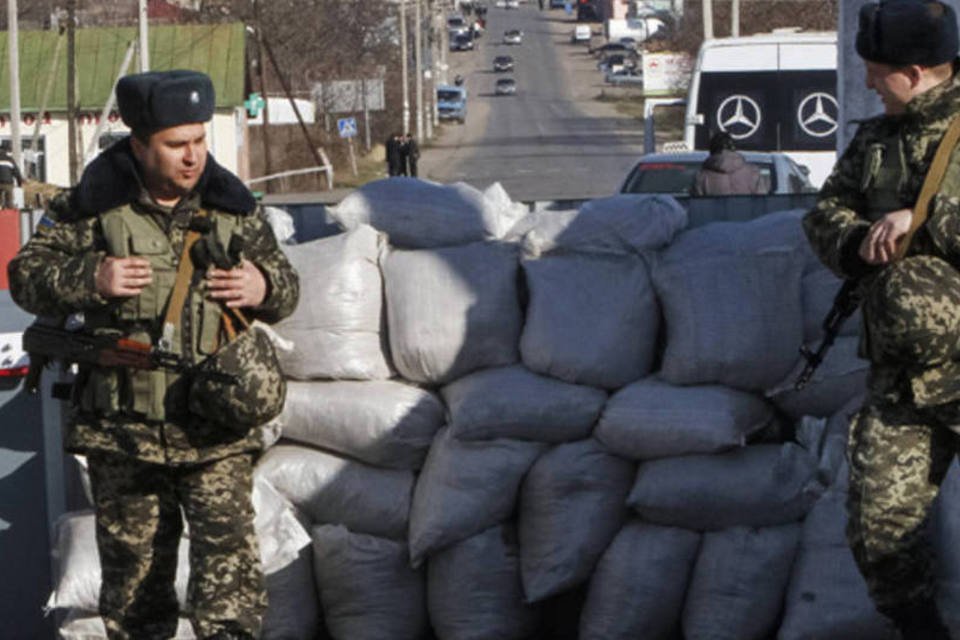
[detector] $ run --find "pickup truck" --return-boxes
[437,85,468,124]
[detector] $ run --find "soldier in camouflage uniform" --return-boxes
[7,71,299,639]
[803,2,960,638]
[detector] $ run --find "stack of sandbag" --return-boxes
[51,477,318,639]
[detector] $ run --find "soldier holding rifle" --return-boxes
[803,2,960,637]
[7,70,299,639]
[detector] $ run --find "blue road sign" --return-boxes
[337,117,358,138]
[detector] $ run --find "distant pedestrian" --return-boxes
[386,132,403,176]
[403,133,420,177]
[690,132,768,196]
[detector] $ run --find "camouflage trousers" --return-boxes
[87,451,267,640]
[846,399,960,613]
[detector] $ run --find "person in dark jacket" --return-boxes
[690,132,768,196]
[386,132,404,176]
[403,133,420,178]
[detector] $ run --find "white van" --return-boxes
[572,24,592,44]
[683,29,838,187]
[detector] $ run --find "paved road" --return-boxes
[419,3,647,201]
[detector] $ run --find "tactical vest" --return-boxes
[80,204,242,422]
[861,130,912,220]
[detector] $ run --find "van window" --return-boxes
[438,90,463,102]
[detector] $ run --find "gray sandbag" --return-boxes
[311,524,427,640]
[669,209,814,262]
[779,485,897,640]
[262,546,324,640]
[330,177,517,248]
[256,444,413,539]
[427,524,541,640]
[409,429,546,567]
[595,377,775,461]
[934,461,960,637]
[520,253,659,390]
[442,365,607,442]
[682,524,800,640]
[627,442,825,531]
[802,266,862,343]
[579,521,701,640]
[274,225,392,381]
[519,439,635,602]
[510,194,687,257]
[383,241,522,385]
[653,245,805,391]
[766,336,868,421]
[280,379,444,469]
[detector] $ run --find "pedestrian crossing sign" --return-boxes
[337,117,358,138]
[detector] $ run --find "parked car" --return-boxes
[597,53,635,74]
[492,55,515,72]
[503,29,523,45]
[447,15,469,35]
[571,25,592,44]
[618,150,817,196]
[506,0,519,7]
[550,0,566,7]
[604,68,643,85]
[591,42,632,57]
[495,77,517,95]
[450,32,475,51]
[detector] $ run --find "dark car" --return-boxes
[619,150,817,196]
[495,77,517,95]
[450,32,475,51]
[492,55,515,72]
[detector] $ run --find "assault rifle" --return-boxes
[22,323,237,394]
[795,279,863,390]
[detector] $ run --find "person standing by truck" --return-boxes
[690,132,768,196]
[802,2,960,638]
[7,70,300,640]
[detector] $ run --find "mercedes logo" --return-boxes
[716,95,762,140]
[797,92,839,138]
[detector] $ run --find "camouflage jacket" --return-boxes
[7,139,299,464]
[803,66,960,406]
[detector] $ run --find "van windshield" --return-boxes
[438,90,463,102]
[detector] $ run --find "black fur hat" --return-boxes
[116,70,215,136]
[856,0,959,66]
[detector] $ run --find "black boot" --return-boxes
[883,599,951,640]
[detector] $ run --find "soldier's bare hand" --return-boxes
[95,256,153,297]
[205,259,267,309]
[860,208,913,265]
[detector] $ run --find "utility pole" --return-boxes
[67,0,79,185]
[252,2,274,189]
[401,0,410,135]
[414,0,424,141]
[8,0,22,175]
[138,0,150,71]
[702,0,714,40]
[731,0,740,38]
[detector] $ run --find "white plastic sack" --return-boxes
[519,439,635,602]
[766,336,869,421]
[682,524,800,640]
[483,182,529,238]
[442,365,607,442]
[255,444,414,539]
[330,177,517,248]
[58,612,196,639]
[274,225,392,380]
[427,524,541,640]
[520,253,659,389]
[626,442,825,531]
[595,377,775,460]
[312,524,427,640]
[280,379,444,469]
[384,241,522,384]
[408,429,546,567]
[802,266,862,343]
[780,488,897,640]
[263,205,297,244]
[510,194,686,257]
[579,522,701,640]
[653,246,804,391]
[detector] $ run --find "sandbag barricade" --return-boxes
[51,180,880,639]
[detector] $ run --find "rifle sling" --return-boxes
[895,114,960,260]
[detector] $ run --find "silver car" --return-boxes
[503,29,523,45]
[619,150,817,196]
[495,77,517,95]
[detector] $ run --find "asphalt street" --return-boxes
[419,2,649,202]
